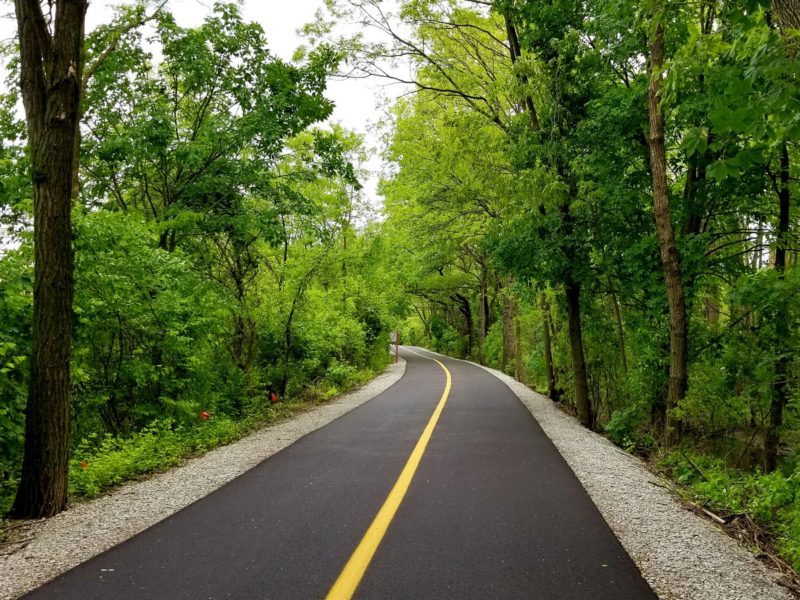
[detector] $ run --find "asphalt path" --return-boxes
[23,347,656,600]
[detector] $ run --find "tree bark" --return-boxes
[566,281,592,428]
[12,0,89,519]
[765,143,791,471]
[772,0,800,31]
[541,294,559,401]
[647,6,687,443]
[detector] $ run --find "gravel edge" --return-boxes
[0,358,407,600]
[472,360,794,600]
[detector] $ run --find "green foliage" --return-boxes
[483,322,504,369]
[2,0,799,576]
[72,211,230,437]
[0,247,31,513]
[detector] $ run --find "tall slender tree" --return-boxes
[646,1,687,441]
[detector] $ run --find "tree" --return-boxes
[12,0,89,518]
[646,0,688,441]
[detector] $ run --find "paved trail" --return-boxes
[24,347,656,600]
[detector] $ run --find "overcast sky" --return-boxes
[1,0,401,209]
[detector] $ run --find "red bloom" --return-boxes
[199,411,210,420]
[270,392,278,403]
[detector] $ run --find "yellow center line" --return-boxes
[325,348,452,600]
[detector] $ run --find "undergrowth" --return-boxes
[660,451,800,571]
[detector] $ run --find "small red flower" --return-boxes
[79,460,89,471]
[199,411,210,421]
[270,392,278,403]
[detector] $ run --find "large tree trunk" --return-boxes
[12,0,88,519]
[647,7,688,443]
[565,281,592,428]
[765,143,791,471]
[541,294,559,401]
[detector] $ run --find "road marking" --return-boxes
[325,349,452,600]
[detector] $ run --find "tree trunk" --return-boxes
[71,127,81,201]
[609,289,628,375]
[453,293,474,355]
[541,294,559,402]
[565,281,592,428]
[501,288,516,373]
[765,143,791,471]
[503,14,540,130]
[12,0,89,519]
[704,283,721,330]
[647,7,687,443]
[477,264,487,365]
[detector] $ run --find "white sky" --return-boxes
[1,0,401,209]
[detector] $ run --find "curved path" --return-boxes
[24,347,655,599]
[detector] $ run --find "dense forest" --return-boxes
[2,0,800,576]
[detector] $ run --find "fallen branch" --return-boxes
[700,507,726,525]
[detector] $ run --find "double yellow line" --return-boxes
[325,349,452,600]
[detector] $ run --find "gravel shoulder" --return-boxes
[0,358,406,600]
[473,360,795,600]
